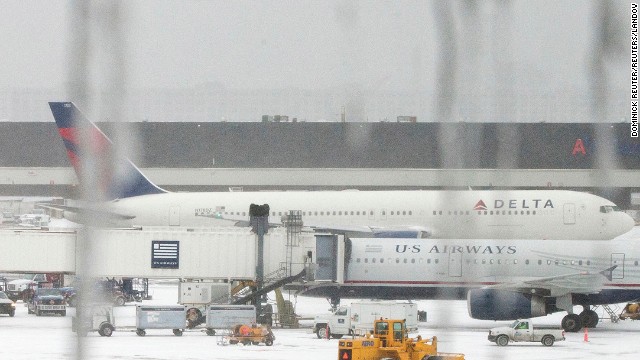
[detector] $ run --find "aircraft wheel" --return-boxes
[561,314,582,332]
[580,309,599,328]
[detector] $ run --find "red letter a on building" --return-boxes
[572,138,586,155]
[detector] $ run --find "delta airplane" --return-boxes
[48,102,634,240]
[298,236,640,332]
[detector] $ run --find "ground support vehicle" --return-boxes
[135,305,187,336]
[205,304,256,336]
[0,291,16,317]
[71,305,115,337]
[488,319,565,346]
[226,324,275,346]
[315,300,418,339]
[619,303,640,320]
[27,287,66,316]
[337,319,464,360]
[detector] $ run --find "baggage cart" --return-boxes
[205,304,256,336]
[135,305,187,336]
[71,305,115,337]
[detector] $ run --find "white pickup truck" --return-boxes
[488,320,565,346]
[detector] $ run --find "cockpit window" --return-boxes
[600,205,622,213]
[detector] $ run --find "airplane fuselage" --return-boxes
[107,189,633,240]
[299,236,640,310]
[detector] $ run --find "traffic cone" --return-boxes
[583,327,588,342]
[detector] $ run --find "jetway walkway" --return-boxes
[0,227,315,280]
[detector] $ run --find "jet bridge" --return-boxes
[0,227,315,280]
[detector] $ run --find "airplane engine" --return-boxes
[467,289,548,320]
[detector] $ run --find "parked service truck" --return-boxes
[314,300,418,339]
[488,319,565,346]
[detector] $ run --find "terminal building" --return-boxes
[0,121,639,208]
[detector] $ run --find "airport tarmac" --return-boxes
[2,281,640,360]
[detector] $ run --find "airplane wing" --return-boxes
[221,214,433,237]
[486,266,617,297]
[37,202,136,221]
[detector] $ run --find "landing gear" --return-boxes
[579,308,599,328]
[561,313,582,332]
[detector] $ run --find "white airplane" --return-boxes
[47,102,634,240]
[297,236,640,332]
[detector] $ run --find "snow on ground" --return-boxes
[2,282,640,360]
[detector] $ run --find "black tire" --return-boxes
[136,329,145,337]
[562,314,582,332]
[100,323,114,337]
[496,335,509,346]
[206,329,215,336]
[173,329,183,336]
[580,309,599,328]
[114,296,126,306]
[8,309,15,317]
[265,338,273,346]
[316,325,328,339]
[35,308,41,316]
[541,335,554,346]
[60,310,66,317]
[229,340,238,344]
[331,334,343,339]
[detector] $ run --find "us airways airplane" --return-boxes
[298,236,640,332]
[47,102,634,240]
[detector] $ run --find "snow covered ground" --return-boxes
[2,281,640,360]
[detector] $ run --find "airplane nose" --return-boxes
[621,212,636,234]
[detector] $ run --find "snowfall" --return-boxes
[2,226,640,359]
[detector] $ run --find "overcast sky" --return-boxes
[0,1,632,124]
[0,1,625,91]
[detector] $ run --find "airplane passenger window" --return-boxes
[408,211,412,215]
[380,258,384,263]
[364,258,368,263]
[396,259,400,263]
[525,259,529,265]
[372,258,376,263]
[579,260,583,265]
[403,211,406,215]
[435,259,439,264]
[403,259,408,264]
[538,260,542,265]
[490,211,493,215]
[547,260,552,265]
[514,259,518,264]
[411,259,415,263]
[533,211,536,215]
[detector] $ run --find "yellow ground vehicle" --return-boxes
[227,324,275,346]
[338,319,464,360]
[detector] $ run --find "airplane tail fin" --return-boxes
[49,102,167,199]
